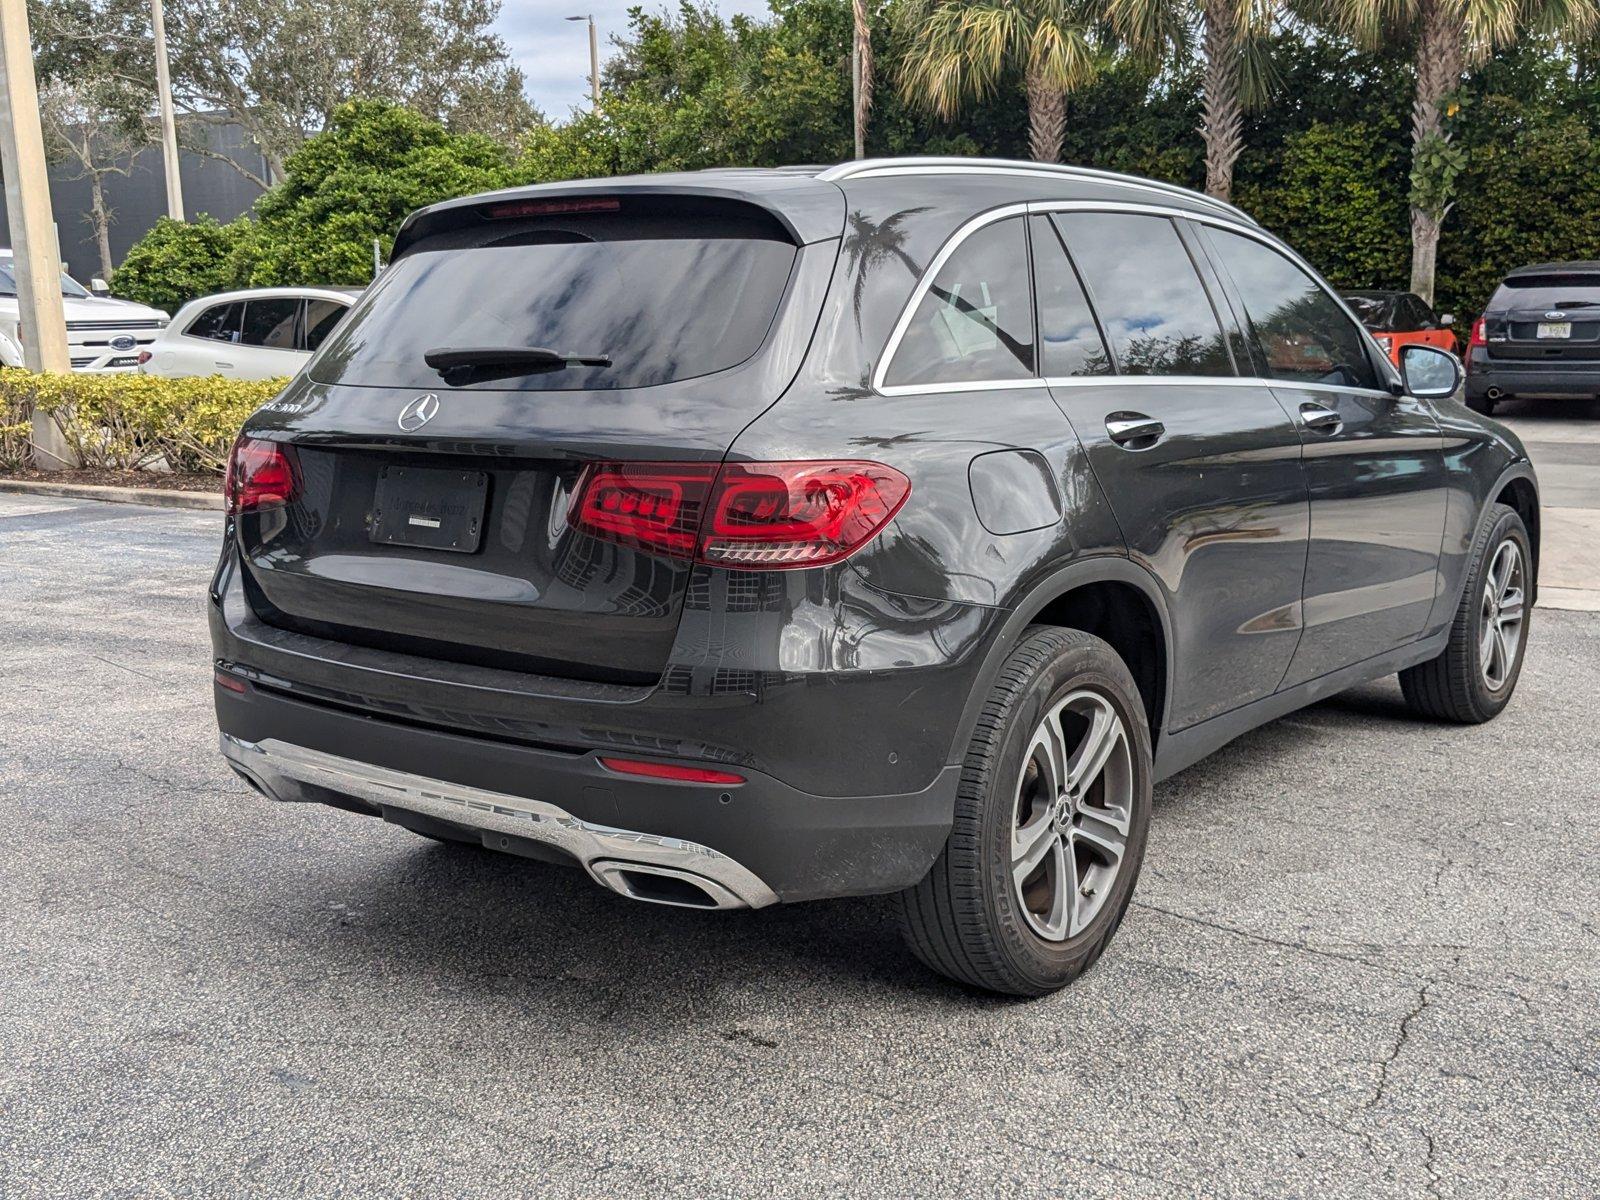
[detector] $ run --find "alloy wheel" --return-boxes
[1010,690,1135,942]
[1479,539,1526,691]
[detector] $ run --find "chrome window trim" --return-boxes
[873,198,1400,399]
[817,157,1256,226]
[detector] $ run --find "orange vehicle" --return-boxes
[1342,290,1458,365]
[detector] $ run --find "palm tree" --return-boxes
[1105,0,1275,201]
[1311,0,1598,303]
[896,0,1101,163]
[853,0,874,156]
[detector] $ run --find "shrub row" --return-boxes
[0,370,286,473]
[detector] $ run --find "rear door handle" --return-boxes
[1105,413,1166,447]
[1299,401,1343,434]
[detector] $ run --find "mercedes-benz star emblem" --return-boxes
[397,393,440,432]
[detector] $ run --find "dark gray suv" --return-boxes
[212,158,1539,996]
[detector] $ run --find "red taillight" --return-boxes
[225,436,298,515]
[569,459,910,570]
[214,668,249,694]
[1468,318,1487,349]
[136,350,152,365]
[572,462,718,557]
[702,461,911,568]
[598,757,746,785]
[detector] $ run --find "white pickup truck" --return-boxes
[0,253,169,372]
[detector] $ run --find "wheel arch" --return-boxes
[1492,467,1540,605]
[951,556,1175,765]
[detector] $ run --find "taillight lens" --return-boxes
[1468,318,1487,349]
[702,461,910,568]
[571,462,717,557]
[569,459,910,570]
[136,349,152,365]
[225,436,298,515]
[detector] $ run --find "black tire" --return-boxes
[895,627,1153,997]
[1466,393,1496,416]
[1399,503,1531,723]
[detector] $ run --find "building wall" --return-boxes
[0,118,269,283]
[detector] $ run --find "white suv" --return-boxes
[0,254,169,372]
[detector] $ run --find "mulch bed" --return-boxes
[0,467,221,494]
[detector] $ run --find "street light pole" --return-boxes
[566,15,600,108]
[0,0,74,469]
[150,0,184,220]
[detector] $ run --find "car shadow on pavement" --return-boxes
[247,677,1423,1007]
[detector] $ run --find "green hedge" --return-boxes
[0,370,288,473]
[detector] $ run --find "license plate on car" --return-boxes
[1537,321,1572,339]
[370,466,488,553]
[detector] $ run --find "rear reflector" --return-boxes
[598,757,746,785]
[214,669,249,694]
[225,436,299,515]
[569,459,910,570]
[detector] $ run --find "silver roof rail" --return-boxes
[816,157,1257,226]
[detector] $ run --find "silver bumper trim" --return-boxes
[220,734,778,909]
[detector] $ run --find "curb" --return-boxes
[0,477,224,512]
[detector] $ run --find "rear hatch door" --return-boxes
[1484,272,1600,361]
[234,189,841,685]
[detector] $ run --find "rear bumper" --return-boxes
[215,667,962,904]
[1467,353,1600,399]
[222,732,781,909]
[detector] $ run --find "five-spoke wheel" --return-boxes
[1479,539,1526,692]
[1010,691,1134,942]
[897,627,1153,996]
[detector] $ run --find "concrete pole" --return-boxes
[150,0,184,220]
[0,0,75,470]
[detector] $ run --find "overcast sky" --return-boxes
[494,0,772,120]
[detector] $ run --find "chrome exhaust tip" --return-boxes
[1486,387,1505,400]
[589,860,747,910]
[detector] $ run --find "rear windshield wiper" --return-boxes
[423,346,613,374]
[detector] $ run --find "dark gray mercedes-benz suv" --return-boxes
[212,159,1539,996]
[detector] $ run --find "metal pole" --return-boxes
[0,0,74,468]
[852,42,863,160]
[150,0,184,220]
[587,16,600,107]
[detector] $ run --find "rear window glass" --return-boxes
[311,201,798,390]
[1490,276,1600,312]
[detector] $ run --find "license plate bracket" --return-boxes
[371,466,488,554]
[1536,321,1572,339]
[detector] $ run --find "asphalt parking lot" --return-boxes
[2,479,1597,1198]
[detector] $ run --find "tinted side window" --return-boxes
[186,301,242,342]
[301,299,347,351]
[1207,230,1379,390]
[1030,216,1111,378]
[239,298,300,350]
[1052,213,1233,377]
[1407,295,1439,330]
[885,217,1034,387]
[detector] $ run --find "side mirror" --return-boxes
[1400,343,1463,399]
[90,278,110,296]
[1439,313,1455,327]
